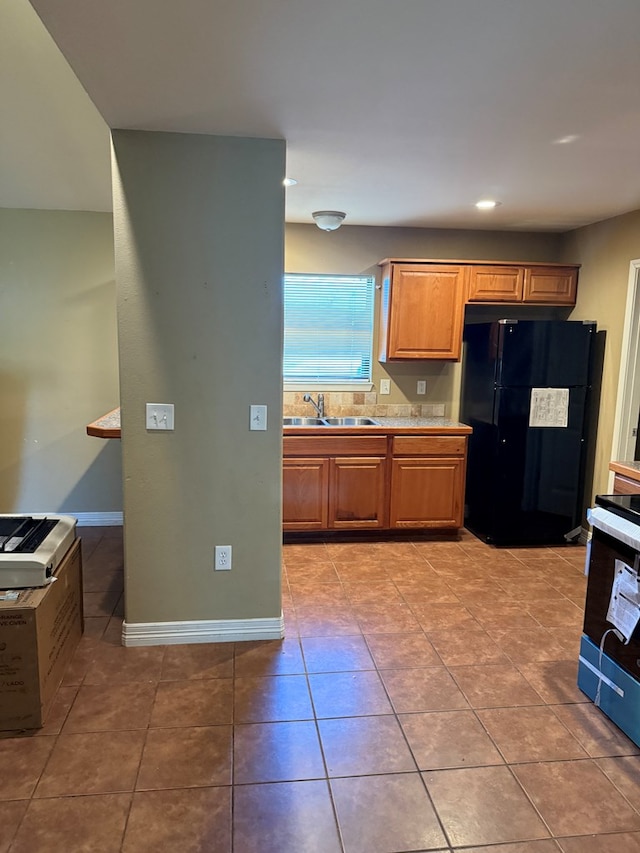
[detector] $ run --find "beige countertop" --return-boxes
[87,407,471,439]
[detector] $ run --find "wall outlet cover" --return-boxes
[379,379,391,395]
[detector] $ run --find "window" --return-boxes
[283,273,375,386]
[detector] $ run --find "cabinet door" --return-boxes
[382,264,465,360]
[329,457,387,529]
[467,265,524,302]
[282,458,329,530]
[613,474,640,496]
[389,457,465,528]
[523,266,578,304]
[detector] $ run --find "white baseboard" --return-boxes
[122,614,285,647]
[74,512,123,527]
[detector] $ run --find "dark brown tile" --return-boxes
[477,706,587,762]
[35,730,144,797]
[596,756,640,811]
[551,703,640,757]
[284,562,340,583]
[233,780,341,853]
[517,659,589,704]
[151,678,233,727]
[400,710,504,770]
[410,602,478,630]
[395,579,460,604]
[234,720,325,783]
[488,627,570,662]
[557,833,640,852]
[137,725,232,789]
[364,632,441,669]
[497,579,566,601]
[427,628,509,666]
[122,787,231,853]
[289,582,348,607]
[234,638,305,676]
[34,684,80,736]
[331,772,447,853]
[343,580,403,605]
[450,663,544,708]
[83,644,165,684]
[283,544,330,565]
[514,759,640,836]
[309,670,392,718]
[527,599,584,628]
[159,642,233,680]
[354,603,423,633]
[380,667,468,713]
[462,842,562,853]
[11,793,131,853]
[295,604,361,637]
[0,737,54,800]
[424,765,550,846]
[318,715,416,776]
[64,682,157,732]
[83,588,122,618]
[0,800,28,852]
[301,635,374,673]
[234,674,313,722]
[326,543,383,563]
[333,561,390,582]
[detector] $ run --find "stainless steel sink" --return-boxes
[323,417,380,426]
[282,417,327,426]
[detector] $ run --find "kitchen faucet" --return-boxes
[303,393,325,418]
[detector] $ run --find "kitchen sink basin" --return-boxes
[282,417,327,426]
[323,417,380,426]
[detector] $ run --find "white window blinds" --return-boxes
[283,273,375,383]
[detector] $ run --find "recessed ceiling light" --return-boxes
[283,177,297,187]
[475,199,501,210]
[553,134,579,145]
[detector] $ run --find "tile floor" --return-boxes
[1,526,640,852]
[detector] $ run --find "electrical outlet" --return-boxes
[214,545,232,570]
[379,379,391,395]
[417,380,427,395]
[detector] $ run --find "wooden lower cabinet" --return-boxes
[388,435,467,529]
[283,431,469,532]
[282,458,329,530]
[390,457,465,528]
[282,455,386,530]
[329,457,387,528]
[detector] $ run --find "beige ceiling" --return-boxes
[6,0,640,229]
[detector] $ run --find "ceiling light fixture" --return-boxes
[475,199,501,210]
[312,210,346,231]
[283,177,297,187]
[553,134,579,145]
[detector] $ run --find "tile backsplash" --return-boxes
[283,392,445,418]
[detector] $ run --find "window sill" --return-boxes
[284,382,374,393]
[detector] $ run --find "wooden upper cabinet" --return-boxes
[523,266,578,304]
[379,262,465,361]
[467,266,524,302]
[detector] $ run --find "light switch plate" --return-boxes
[146,403,174,430]
[417,380,427,395]
[379,379,391,395]
[250,405,267,430]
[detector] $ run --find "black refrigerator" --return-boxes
[460,319,596,546]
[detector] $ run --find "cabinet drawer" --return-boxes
[283,435,387,457]
[468,266,524,302]
[613,474,640,495]
[392,435,466,456]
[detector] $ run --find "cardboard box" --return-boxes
[0,539,83,730]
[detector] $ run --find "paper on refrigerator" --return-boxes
[529,388,569,428]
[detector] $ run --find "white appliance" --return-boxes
[0,515,77,588]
